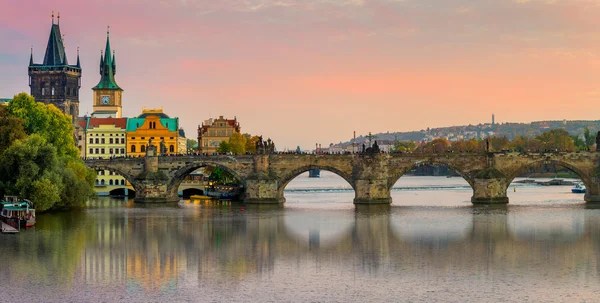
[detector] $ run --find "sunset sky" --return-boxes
[2,0,600,149]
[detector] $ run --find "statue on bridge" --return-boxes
[160,139,167,155]
[254,136,275,154]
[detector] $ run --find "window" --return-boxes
[89,148,93,154]
[131,137,135,140]
[100,180,105,185]
[109,180,113,185]
[95,138,99,144]
[109,138,113,144]
[141,137,145,140]
[101,148,105,154]
[151,137,155,140]
[109,148,113,154]
[51,87,55,96]
[78,135,82,140]
[160,137,164,140]
[169,145,174,153]
[42,88,45,95]
[121,138,125,144]
[101,138,105,144]
[170,137,174,140]
[131,145,136,153]
[120,148,125,154]
[121,180,125,185]
[89,138,93,144]
[141,145,146,152]
[95,180,99,185]
[95,148,99,154]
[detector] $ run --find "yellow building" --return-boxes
[126,108,179,157]
[197,116,241,154]
[86,117,132,195]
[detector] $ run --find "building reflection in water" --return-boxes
[2,197,600,300]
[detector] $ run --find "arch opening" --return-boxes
[389,162,474,206]
[507,159,589,202]
[168,163,244,201]
[87,164,138,198]
[278,166,356,206]
[109,188,136,198]
[181,188,204,198]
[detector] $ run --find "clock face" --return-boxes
[101,96,110,105]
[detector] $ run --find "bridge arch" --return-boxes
[505,158,591,191]
[85,163,140,194]
[387,160,476,193]
[167,162,245,198]
[276,165,356,198]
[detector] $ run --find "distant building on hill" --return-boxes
[197,116,241,154]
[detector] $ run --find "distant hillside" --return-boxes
[342,120,600,145]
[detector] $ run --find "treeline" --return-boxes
[393,129,595,153]
[0,93,96,211]
[216,133,266,154]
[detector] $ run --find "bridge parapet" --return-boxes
[82,152,600,205]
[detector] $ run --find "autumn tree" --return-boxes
[228,132,247,155]
[0,106,26,155]
[393,141,417,152]
[536,129,575,152]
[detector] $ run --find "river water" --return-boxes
[1,172,599,302]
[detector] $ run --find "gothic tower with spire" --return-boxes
[92,28,123,118]
[28,12,82,122]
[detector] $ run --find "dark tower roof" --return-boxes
[43,23,68,66]
[93,29,121,90]
[29,16,79,69]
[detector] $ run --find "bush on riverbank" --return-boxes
[0,93,96,211]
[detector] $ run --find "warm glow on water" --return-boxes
[1,173,599,302]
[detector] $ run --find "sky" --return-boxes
[2,0,600,149]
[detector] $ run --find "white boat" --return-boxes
[571,183,586,194]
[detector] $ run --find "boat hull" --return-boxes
[572,189,586,193]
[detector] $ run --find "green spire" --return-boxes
[93,27,121,90]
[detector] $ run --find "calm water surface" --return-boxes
[1,172,599,302]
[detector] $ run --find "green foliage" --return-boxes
[584,128,595,149]
[228,132,247,154]
[217,141,230,153]
[0,93,96,211]
[535,129,574,152]
[8,92,78,159]
[394,141,417,152]
[0,106,26,155]
[572,135,586,151]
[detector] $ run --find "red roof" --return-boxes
[87,118,127,129]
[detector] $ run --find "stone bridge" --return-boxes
[83,152,600,204]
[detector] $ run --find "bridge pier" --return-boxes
[584,178,600,202]
[244,178,285,204]
[354,179,392,204]
[471,177,509,204]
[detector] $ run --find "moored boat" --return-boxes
[0,196,36,228]
[571,183,586,194]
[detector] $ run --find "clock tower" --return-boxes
[92,29,123,118]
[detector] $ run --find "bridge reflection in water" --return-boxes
[1,198,599,301]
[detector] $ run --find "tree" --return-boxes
[572,135,586,151]
[394,141,417,152]
[420,138,450,153]
[0,106,26,155]
[584,128,595,150]
[8,93,78,159]
[245,136,259,154]
[228,132,247,155]
[0,132,95,212]
[217,141,230,154]
[536,129,575,152]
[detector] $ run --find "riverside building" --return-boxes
[197,116,241,154]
